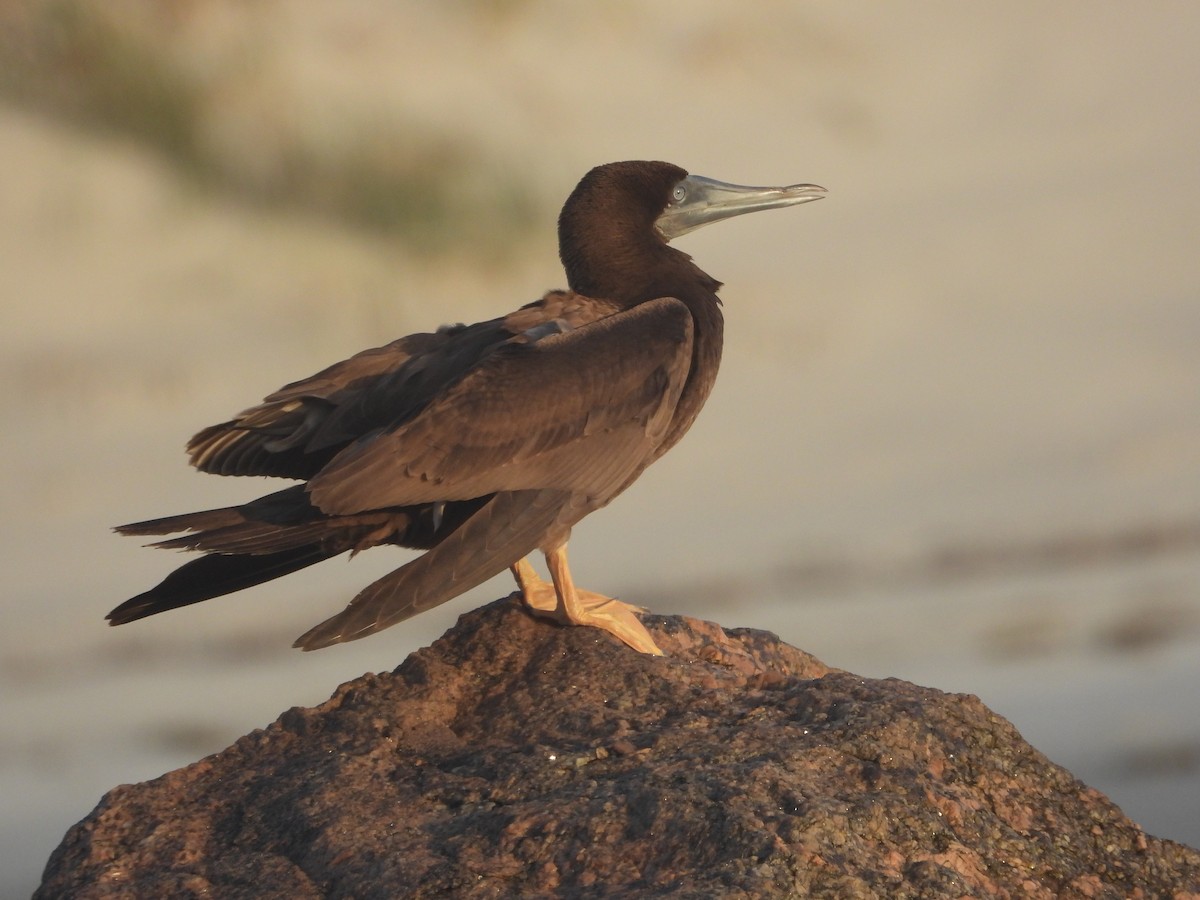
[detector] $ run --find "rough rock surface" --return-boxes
[38,598,1200,899]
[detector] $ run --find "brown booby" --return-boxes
[109,161,825,655]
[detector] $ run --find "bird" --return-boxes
[109,160,825,656]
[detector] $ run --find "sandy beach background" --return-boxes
[2,3,1198,894]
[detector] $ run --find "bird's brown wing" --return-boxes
[187,330,457,479]
[186,291,617,480]
[307,297,695,515]
[293,488,573,650]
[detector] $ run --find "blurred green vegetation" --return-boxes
[0,0,540,255]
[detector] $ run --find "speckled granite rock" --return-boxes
[37,598,1200,898]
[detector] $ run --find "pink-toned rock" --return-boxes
[37,598,1200,898]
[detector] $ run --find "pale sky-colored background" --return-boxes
[3,3,1199,894]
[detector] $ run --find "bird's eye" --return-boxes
[672,184,687,203]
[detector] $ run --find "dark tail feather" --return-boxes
[115,485,485,557]
[107,545,337,625]
[150,520,337,555]
[115,485,319,542]
[115,484,371,556]
[294,489,568,650]
[115,506,246,537]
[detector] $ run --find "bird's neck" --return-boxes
[563,234,716,306]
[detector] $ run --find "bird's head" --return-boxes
[558,160,825,305]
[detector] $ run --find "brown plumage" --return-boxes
[110,161,825,654]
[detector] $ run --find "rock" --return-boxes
[37,598,1200,898]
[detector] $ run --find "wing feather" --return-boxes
[307,297,694,515]
[185,291,618,480]
[293,489,572,649]
[187,331,451,478]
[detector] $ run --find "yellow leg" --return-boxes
[512,557,648,613]
[511,557,558,613]
[510,547,663,656]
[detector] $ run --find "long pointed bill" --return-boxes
[655,175,827,241]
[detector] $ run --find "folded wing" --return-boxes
[185,291,622,482]
[308,297,695,515]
